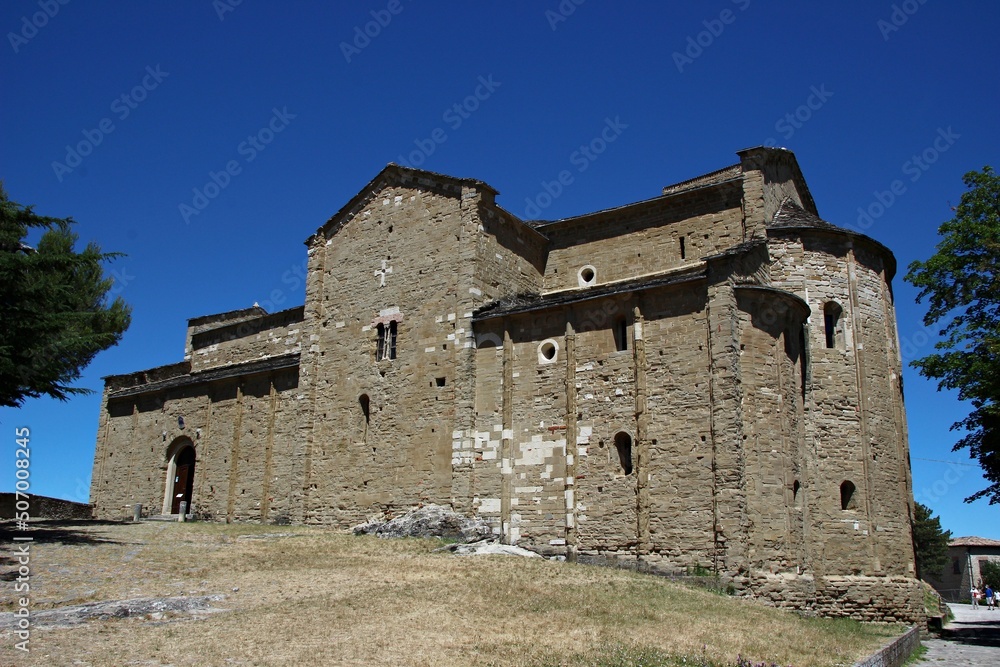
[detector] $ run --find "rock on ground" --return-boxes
[438,539,542,558]
[0,595,227,629]
[353,504,492,542]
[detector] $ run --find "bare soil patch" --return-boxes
[0,521,904,666]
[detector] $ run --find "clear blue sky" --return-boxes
[2,2,997,540]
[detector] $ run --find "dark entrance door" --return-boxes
[170,447,196,514]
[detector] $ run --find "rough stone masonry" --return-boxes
[91,147,924,624]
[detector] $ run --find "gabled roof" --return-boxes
[306,163,500,245]
[737,146,819,217]
[951,536,1000,548]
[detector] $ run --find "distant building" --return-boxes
[927,536,1000,602]
[90,147,922,623]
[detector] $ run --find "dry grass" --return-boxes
[0,522,904,666]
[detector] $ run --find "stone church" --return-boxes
[91,147,923,622]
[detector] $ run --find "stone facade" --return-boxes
[926,536,1000,602]
[90,147,922,623]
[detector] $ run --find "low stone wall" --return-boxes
[741,572,926,625]
[573,553,925,625]
[852,626,920,667]
[0,493,93,521]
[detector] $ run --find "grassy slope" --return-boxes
[0,522,904,666]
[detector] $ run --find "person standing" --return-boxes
[972,585,981,608]
[987,584,995,610]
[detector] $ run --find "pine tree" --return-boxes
[912,502,952,579]
[0,186,131,407]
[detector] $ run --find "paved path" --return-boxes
[917,603,1000,665]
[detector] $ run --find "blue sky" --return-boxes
[1,1,998,540]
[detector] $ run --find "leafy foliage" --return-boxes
[981,560,1000,588]
[905,166,1000,503]
[0,186,131,407]
[911,503,952,579]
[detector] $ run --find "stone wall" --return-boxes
[766,231,915,580]
[91,365,301,522]
[187,306,304,372]
[539,183,743,292]
[90,149,922,624]
[0,493,92,521]
[741,573,926,625]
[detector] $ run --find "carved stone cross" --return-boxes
[374,259,393,287]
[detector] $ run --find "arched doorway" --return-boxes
[166,442,196,515]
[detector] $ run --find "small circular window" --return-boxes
[578,265,597,287]
[538,339,559,364]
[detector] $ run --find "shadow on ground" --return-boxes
[942,614,1000,649]
[0,519,130,573]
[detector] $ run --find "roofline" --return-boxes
[473,264,706,321]
[187,306,268,325]
[529,176,743,230]
[737,146,819,217]
[107,354,300,399]
[661,162,741,196]
[305,163,501,245]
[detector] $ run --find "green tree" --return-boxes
[0,186,131,408]
[905,166,1000,503]
[911,502,952,579]
[981,560,1000,587]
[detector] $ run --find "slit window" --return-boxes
[613,432,633,475]
[376,321,398,360]
[359,394,370,424]
[799,325,808,399]
[614,318,629,352]
[823,302,844,349]
[680,236,686,259]
[793,480,801,508]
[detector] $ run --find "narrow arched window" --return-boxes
[824,302,844,349]
[359,394,370,424]
[613,432,633,475]
[376,322,398,360]
[798,325,808,399]
[614,318,629,352]
[840,480,857,510]
[792,480,801,508]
